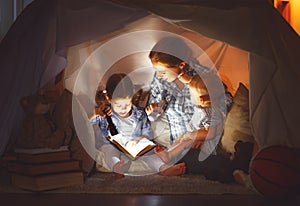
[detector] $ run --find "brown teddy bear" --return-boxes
[15,90,71,149]
[15,89,95,175]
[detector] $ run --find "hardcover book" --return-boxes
[7,160,81,176]
[11,171,84,191]
[107,134,156,160]
[13,146,70,163]
[16,150,71,163]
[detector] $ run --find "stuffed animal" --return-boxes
[15,91,70,149]
[15,89,95,175]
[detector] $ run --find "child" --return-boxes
[91,73,186,177]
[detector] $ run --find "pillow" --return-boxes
[220,83,254,155]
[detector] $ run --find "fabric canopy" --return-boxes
[0,0,300,156]
[138,0,300,150]
[0,0,148,155]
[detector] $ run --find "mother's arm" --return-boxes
[181,122,224,149]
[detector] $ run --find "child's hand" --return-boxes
[104,106,112,116]
[125,140,138,148]
[94,101,107,116]
[89,114,100,123]
[94,106,106,117]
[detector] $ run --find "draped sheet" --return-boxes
[64,15,248,117]
[0,0,148,155]
[0,0,299,155]
[135,0,300,149]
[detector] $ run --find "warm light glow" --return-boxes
[274,0,300,35]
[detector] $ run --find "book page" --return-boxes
[108,135,156,159]
[108,134,127,146]
[125,137,156,158]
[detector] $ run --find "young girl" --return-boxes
[91,73,186,177]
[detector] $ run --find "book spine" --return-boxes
[11,171,84,191]
[17,151,71,163]
[7,160,81,176]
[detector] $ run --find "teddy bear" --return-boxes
[15,88,95,175]
[15,90,72,149]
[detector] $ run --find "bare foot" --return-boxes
[233,170,256,191]
[112,159,131,178]
[233,170,248,185]
[159,162,186,176]
[155,145,170,163]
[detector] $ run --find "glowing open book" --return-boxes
[106,134,156,160]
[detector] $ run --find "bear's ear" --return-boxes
[19,94,39,114]
[20,97,32,115]
[43,90,61,103]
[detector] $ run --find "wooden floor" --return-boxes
[1,193,299,206]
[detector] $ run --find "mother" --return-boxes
[145,36,245,183]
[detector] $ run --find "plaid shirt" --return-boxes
[148,61,232,143]
[148,76,194,142]
[187,105,226,156]
[187,106,225,131]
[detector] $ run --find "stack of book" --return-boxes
[7,146,84,191]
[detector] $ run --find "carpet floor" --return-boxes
[50,172,256,195]
[1,171,256,195]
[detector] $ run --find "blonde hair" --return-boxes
[189,72,224,104]
[189,75,209,97]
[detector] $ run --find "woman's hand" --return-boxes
[95,103,111,117]
[191,140,204,149]
[145,103,159,115]
[173,132,194,145]
[179,131,204,149]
